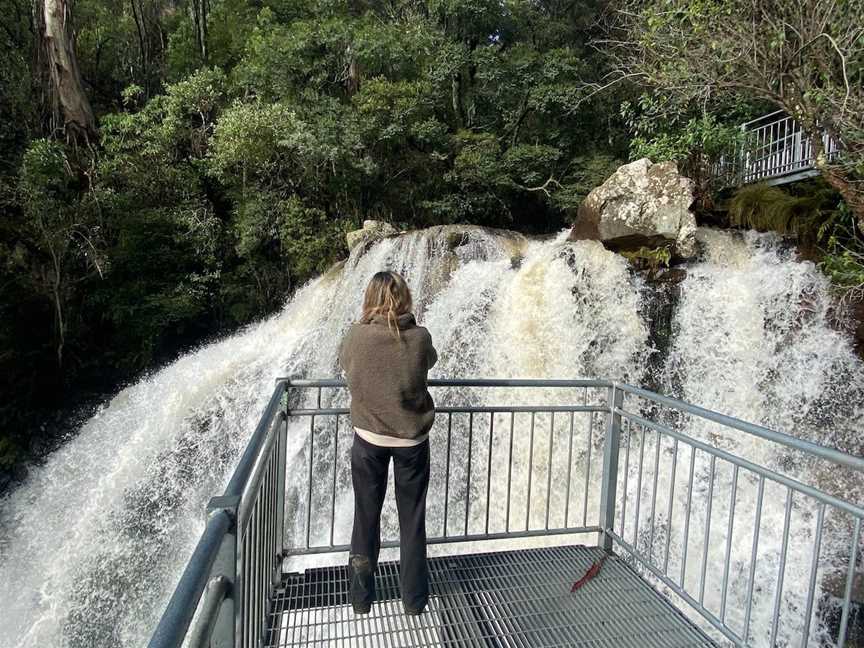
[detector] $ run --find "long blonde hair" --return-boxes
[361,271,413,337]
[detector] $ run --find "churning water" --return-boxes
[0,226,861,647]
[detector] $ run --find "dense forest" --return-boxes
[1,0,862,473]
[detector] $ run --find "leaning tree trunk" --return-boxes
[35,0,96,142]
[810,131,864,232]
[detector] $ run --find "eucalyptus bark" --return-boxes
[130,0,149,92]
[190,0,207,62]
[35,0,96,142]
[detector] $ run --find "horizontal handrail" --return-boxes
[290,527,601,556]
[287,404,606,416]
[226,382,285,497]
[279,377,864,473]
[616,383,864,472]
[276,377,614,388]
[617,407,864,519]
[147,509,233,648]
[740,109,786,128]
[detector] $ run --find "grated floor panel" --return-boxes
[266,545,716,647]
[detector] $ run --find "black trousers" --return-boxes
[349,433,430,610]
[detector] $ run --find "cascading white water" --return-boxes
[0,225,860,647]
[650,229,864,645]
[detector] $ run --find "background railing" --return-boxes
[148,378,864,648]
[605,383,863,648]
[285,378,611,557]
[714,110,841,188]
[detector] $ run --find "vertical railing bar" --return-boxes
[262,466,271,642]
[275,411,287,582]
[698,455,716,605]
[633,424,646,546]
[270,444,278,583]
[620,418,632,539]
[526,411,535,531]
[252,476,267,644]
[582,411,593,527]
[663,437,678,575]
[251,499,260,648]
[800,503,825,648]
[258,491,266,646]
[241,528,249,648]
[837,516,862,647]
[720,465,739,622]
[465,411,474,536]
[648,429,662,560]
[316,386,321,409]
[330,415,339,548]
[545,411,555,530]
[564,410,575,527]
[263,456,272,602]
[769,488,794,646]
[506,411,515,533]
[680,444,696,588]
[743,475,765,640]
[305,415,315,550]
[444,412,452,537]
[598,386,623,552]
[485,412,495,535]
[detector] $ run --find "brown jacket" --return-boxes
[338,312,438,440]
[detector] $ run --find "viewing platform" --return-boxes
[715,110,840,188]
[268,545,714,647]
[148,379,864,648]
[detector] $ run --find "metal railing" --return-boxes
[148,378,864,648]
[715,110,841,188]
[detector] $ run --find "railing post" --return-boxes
[598,385,623,553]
[206,495,240,648]
[274,410,288,587]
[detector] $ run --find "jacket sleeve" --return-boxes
[338,327,351,372]
[427,332,438,369]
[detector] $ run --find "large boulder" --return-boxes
[569,158,697,258]
[346,219,399,252]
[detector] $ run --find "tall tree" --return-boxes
[190,0,207,62]
[604,0,864,229]
[34,0,97,142]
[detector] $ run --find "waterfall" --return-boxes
[0,225,860,647]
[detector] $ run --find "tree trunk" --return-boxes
[451,73,463,129]
[130,0,149,93]
[345,44,360,94]
[35,0,96,142]
[191,0,207,62]
[810,131,864,232]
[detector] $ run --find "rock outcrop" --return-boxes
[569,158,697,259]
[346,219,398,252]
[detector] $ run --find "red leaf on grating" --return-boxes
[570,555,607,592]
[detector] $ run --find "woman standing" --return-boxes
[338,271,438,616]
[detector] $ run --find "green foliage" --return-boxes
[623,97,744,165]
[612,0,864,226]
[620,94,754,207]
[551,154,624,212]
[819,203,864,294]
[1,0,631,469]
[728,184,830,241]
[620,245,672,272]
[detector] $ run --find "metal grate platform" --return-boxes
[265,545,717,647]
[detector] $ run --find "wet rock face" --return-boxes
[570,158,698,259]
[346,219,398,252]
